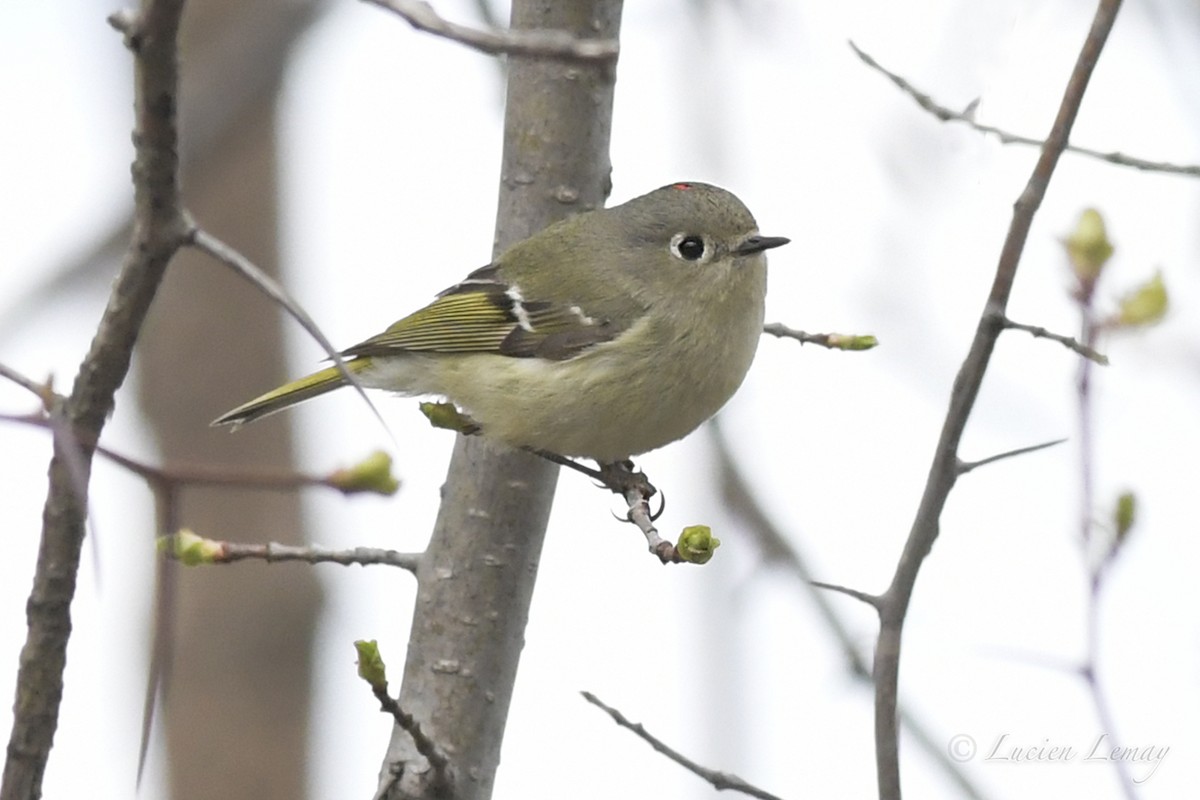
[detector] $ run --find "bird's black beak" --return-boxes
[735,235,790,256]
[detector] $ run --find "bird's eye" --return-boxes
[671,234,706,262]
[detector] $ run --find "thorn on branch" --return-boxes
[957,438,1068,476]
[363,0,619,63]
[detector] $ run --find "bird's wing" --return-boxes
[340,264,629,362]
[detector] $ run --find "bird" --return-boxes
[213,182,788,465]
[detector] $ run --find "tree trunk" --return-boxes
[378,3,624,798]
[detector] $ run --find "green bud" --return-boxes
[419,401,480,435]
[1115,270,1168,328]
[1063,208,1114,284]
[158,529,225,565]
[327,450,400,496]
[676,525,721,564]
[1114,491,1136,546]
[354,640,388,689]
[828,334,879,351]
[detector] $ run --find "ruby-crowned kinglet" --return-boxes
[213,182,789,463]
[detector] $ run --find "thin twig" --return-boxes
[188,228,392,438]
[581,692,785,800]
[371,687,451,785]
[869,3,1126,798]
[1072,179,1139,800]
[362,0,618,62]
[957,438,1067,476]
[763,322,877,350]
[139,486,179,785]
[1,411,394,496]
[848,40,1200,178]
[166,538,421,573]
[1082,595,1139,800]
[810,581,883,609]
[1000,316,1109,365]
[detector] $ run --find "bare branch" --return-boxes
[868,3,1127,798]
[3,411,398,497]
[848,39,1200,178]
[1082,585,1139,800]
[810,581,883,609]
[362,0,619,62]
[356,643,451,791]
[581,692,785,800]
[999,315,1109,365]
[373,693,450,783]
[957,438,1067,476]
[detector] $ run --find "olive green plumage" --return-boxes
[213,182,788,462]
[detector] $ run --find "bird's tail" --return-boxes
[211,359,372,429]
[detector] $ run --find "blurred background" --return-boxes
[2,0,1198,797]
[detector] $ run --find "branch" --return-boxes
[162,533,421,573]
[2,1,188,796]
[189,227,392,439]
[810,581,883,610]
[1082,584,1139,800]
[763,322,878,351]
[869,3,1126,798]
[355,642,451,794]
[957,438,1067,476]
[1071,208,1139,800]
[596,461,678,563]
[581,692,785,800]
[362,0,619,62]
[532,453,708,564]
[373,694,450,781]
[999,315,1109,365]
[848,39,1200,178]
[1,412,399,497]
